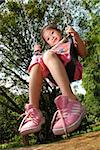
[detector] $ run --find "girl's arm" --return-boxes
[66,26,88,58]
[73,32,87,58]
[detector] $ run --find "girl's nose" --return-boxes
[52,36,54,40]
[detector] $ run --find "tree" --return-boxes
[0,0,5,5]
[0,0,74,110]
[81,0,100,123]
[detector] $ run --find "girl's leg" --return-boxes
[43,51,85,136]
[19,64,45,135]
[43,51,76,100]
[29,64,43,108]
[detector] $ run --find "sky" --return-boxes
[71,80,86,95]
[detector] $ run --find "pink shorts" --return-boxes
[28,52,71,78]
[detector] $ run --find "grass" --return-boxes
[0,142,23,150]
[93,125,100,131]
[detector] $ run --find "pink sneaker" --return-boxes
[51,95,85,136]
[18,104,45,135]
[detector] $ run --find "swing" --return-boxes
[65,34,82,82]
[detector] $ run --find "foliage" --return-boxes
[81,0,100,123]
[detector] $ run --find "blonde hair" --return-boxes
[41,24,61,42]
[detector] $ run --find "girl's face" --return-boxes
[43,28,62,47]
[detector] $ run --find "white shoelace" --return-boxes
[18,109,38,132]
[51,109,69,136]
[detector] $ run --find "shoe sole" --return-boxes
[20,118,45,136]
[53,108,86,135]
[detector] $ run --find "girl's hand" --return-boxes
[65,26,78,36]
[65,26,78,46]
[66,26,87,57]
[34,44,42,52]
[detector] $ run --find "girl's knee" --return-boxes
[43,51,56,64]
[30,64,41,74]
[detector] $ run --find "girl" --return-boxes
[19,25,87,136]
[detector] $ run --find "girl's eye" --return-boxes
[52,31,54,34]
[47,37,49,41]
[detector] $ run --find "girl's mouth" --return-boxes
[53,37,58,43]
